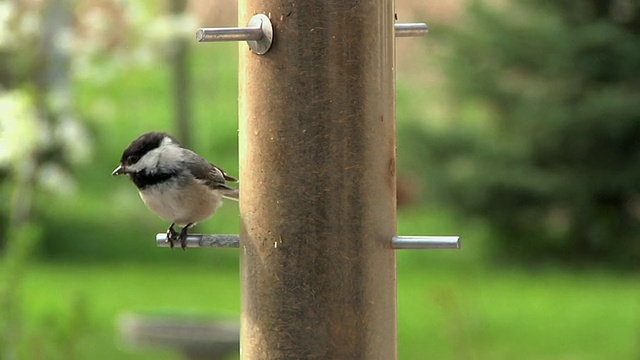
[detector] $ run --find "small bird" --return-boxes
[112,132,238,249]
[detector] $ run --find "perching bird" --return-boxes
[112,132,238,249]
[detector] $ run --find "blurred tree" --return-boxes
[0,1,198,356]
[404,0,640,267]
[0,1,85,357]
[169,0,192,147]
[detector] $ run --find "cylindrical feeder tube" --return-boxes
[239,1,397,359]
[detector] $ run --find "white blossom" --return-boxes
[0,90,42,167]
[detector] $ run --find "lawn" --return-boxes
[14,259,639,359]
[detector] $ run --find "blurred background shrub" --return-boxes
[401,0,640,268]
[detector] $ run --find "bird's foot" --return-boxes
[166,223,179,249]
[179,224,193,251]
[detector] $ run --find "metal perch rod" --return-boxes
[196,23,429,42]
[394,23,429,37]
[156,234,460,249]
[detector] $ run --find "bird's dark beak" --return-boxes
[112,165,125,176]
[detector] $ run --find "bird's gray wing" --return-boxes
[183,150,239,199]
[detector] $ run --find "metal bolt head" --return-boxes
[247,14,273,55]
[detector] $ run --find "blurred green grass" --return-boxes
[15,262,639,359]
[397,266,640,359]
[19,263,240,360]
[16,38,640,359]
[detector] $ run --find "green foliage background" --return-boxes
[402,0,640,268]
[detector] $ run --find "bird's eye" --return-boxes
[126,155,139,164]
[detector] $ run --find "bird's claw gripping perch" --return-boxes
[166,223,179,249]
[166,223,191,250]
[179,226,190,250]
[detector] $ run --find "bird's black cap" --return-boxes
[120,132,178,166]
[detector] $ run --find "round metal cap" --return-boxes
[247,14,273,55]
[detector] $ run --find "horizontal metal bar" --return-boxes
[156,233,240,248]
[392,236,460,250]
[395,23,429,37]
[196,27,264,42]
[197,22,426,43]
[156,234,460,249]
[196,14,274,54]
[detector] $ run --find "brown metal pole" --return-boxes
[238,1,397,359]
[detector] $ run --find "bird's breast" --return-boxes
[139,180,223,226]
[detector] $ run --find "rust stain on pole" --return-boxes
[239,1,397,359]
